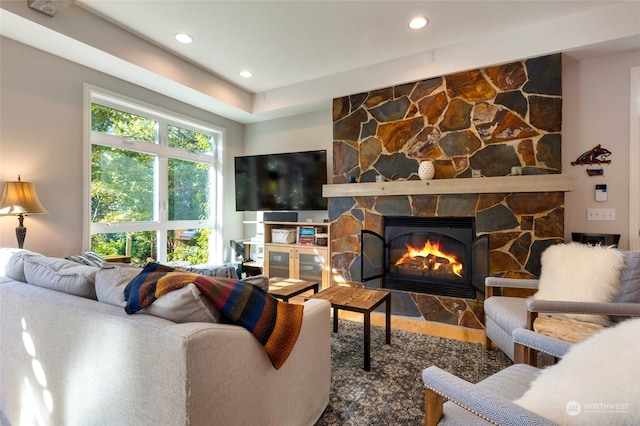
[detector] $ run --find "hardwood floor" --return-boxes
[336,310,486,345]
[290,291,485,344]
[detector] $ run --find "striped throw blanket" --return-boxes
[124,263,303,369]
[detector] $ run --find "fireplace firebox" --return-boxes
[361,216,487,299]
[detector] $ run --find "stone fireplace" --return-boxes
[362,216,488,299]
[325,54,569,330]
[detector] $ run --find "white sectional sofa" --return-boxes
[0,249,331,426]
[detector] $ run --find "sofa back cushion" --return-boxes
[23,256,98,300]
[0,248,44,282]
[239,274,269,292]
[177,264,238,279]
[96,263,221,323]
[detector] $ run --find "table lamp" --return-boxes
[0,176,49,249]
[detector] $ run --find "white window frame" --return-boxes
[83,85,225,264]
[630,66,640,250]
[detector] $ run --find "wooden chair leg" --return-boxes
[514,342,525,364]
[514,341,539,366]
[483,310,492,350]
[425,388,444,426]
[484,334,492,350]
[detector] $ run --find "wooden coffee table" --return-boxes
[309,286,391,371]
[268,277,319,302]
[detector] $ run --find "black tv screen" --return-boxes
[234,150,328,211]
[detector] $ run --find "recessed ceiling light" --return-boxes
[240,70,253,78]
[409,17,428,30]
[174,33,193,44]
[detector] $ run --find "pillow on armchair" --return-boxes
[533,242,625,325]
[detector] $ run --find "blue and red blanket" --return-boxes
[124,262,303,369]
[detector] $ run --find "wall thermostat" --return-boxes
[595,184,607,202]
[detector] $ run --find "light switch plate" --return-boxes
[587,208,616,221]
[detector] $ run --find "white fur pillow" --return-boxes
[515,318,640,425]
[533,243,625,325]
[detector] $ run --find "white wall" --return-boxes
[243,109,333,228]
[0,37,245,260]
[563,48,640,249]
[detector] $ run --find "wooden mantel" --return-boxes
[323,174,575,198]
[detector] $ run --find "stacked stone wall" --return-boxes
[329,54,564,328]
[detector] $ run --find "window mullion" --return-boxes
[157,156,168,224]
[156,118,168,264]
[91,131,164,156]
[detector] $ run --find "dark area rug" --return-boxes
[315,319,512,425]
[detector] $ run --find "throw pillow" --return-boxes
[533,242,625,325]
[175,264,238,279]
[95,263,221,323]
[170,263,269,292]
[65,250,104,268]
[0,248,43,282]
[514,318,640,425]
[241,274,269,292]
[166,262,266,290]
[23,256,98,299]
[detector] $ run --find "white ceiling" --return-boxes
[2,1,640,123]
[76,0,623,94]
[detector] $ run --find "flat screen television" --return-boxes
[234,150,328,211]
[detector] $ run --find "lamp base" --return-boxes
[16,214,26,249]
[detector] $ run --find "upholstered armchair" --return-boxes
[424,320,640,425]
[483,276,538,360]
[484,245,640,361]
[423,328,569,426]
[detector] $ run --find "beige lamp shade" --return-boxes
[0,180,49,215]
[0,177,48,249]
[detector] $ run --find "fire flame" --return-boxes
[394,240,463,277]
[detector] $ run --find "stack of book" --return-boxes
[298,226,316,245]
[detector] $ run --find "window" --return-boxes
[86,88,224,265]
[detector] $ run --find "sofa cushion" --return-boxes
[515,318,640,424]
[239,274,269,292]
[0,248,43,282]
[166,263,268,291]
[172,264,276,290]
[176,264,238,279]
[23,256,98,300]
[94,263,142,306]
[95,263,221,323]
[484,296,528,334]
[533,243,625,325]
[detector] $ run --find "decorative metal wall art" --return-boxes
[571,144,612,176]
[571,144,612,165]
